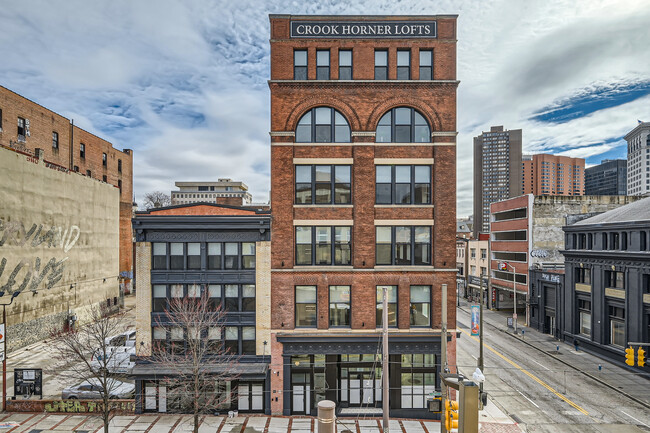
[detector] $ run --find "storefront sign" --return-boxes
[531,249,549,258]
[541,273,561,284]
[290,21,437,38]
[470,305,480,336]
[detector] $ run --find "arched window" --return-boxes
[295,107,350,143]
[376,107,430,143]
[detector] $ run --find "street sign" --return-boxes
[0,324,5,343]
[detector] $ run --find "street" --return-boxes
[456,301,650,432]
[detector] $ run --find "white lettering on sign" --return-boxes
[290,21,437,39]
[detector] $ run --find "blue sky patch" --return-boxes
[530,80,650,124]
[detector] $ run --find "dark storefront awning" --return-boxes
[276,332,444,355]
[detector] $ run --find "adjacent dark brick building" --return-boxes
[269,14,458,417]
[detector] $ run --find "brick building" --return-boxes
[268,15,458,418]
[522,154,585,196]
[0,85,134,289]
[132,203,271,413]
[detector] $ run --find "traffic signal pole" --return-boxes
[441,283,448,433]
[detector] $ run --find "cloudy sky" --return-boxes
[1,0,648,216]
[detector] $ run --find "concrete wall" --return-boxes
[531,195,642,266]
[0,146,120,350]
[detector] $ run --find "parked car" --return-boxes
[90,346,135,374]
[62,378,135,400]
[104,330,136,348]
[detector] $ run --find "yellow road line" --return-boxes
[459,327,589,415]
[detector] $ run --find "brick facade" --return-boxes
[0,85,134,286]
[269,15,457,417]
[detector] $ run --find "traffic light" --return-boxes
[445,399,459,431]
[638,347,646,367]
[625,346,635,366]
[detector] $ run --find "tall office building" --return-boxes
[473,125,522,236]
[585,159,627,195]
[522,153,584,196]
[624,121,650,195]
[269,14,458,417]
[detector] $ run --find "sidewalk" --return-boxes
[0,413,524,433]
[458,299,650,408]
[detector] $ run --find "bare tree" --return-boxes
[147,289,240,433]
[47,304,133,433]
[142,191,171,209]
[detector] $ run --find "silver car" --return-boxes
[61,378,135,399]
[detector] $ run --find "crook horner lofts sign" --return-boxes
[290,21,437,39]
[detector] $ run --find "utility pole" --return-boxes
[441,283,448,433]
[478,273,484,390]
[382,286,389,433]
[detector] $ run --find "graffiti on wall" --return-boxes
[0,220,80,296]
[44,399,135,413]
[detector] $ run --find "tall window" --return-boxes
[153,285,167,312]
[187,243,200,269]
[80,143,85,159]
[17,117,26,140]
[401,354,436,409]
[296,285,317,327]
[118,159,122,173]
[339,50,352,79]
[170,243,183,270]
[375,226,431,266]
[376,285,397,327]
[224,243,238,269]
[225,285,238,311]
[295,165,351,204]
[242,327,256,355]
[329,285,350,327]
[397,50,410,79]
[641,231,647,251]
[208,285,221,310]
[578,299,591,336]
[242,285,255,312]
[294,50,308,80]
[152,243,167,269]
[52,132,59,149]
[316,50,330,80]
[242,243,255,269]
[102,152,107,166]
[609,305,625,347]
[376,165,431,204]
[207,243,221,269]
[604,270,624,289]
[410,285,431,326]
[374,50,388,79]
[225,327,238,353]
[295,107,350,143]
[295,226,352,266]
[575,267,591,284]
[419,50,433,80]
[376,107,430,143]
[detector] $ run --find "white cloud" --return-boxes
[0,0,648,216]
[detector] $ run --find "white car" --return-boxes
[91,346,135,374]
[62,378,135,400]
[105,330,136,348]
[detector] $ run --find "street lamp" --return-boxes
[499,262,518,333]
[0,290,21,411]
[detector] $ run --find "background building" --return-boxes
[466,235,489,301]
[473,126,522,237]
[585,159,627,195]
[0,146,120,350]
[489,194,639,330]
[133,203,271,414]
[0,85,134,291]
[269,14,458,418]
[562,197,650,370]
[625,121,650,196]
[522,153,584,196]
[171,179,253,206]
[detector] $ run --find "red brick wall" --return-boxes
[0,85,134,279]
[143,204,259,216]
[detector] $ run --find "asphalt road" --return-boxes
[456,304,650,432]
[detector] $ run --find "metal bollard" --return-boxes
[318,400,336,433]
